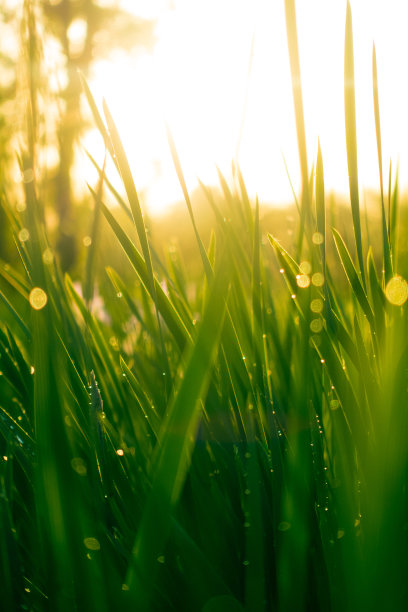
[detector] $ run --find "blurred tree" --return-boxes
[0,4,19,262]
[41,0,156,270]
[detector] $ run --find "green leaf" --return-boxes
[344,1,365,286]
[332,228,374,328]
[124,254,230,607]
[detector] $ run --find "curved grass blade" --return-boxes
[316,140,326,270]
[372,44,392,282]
[344,2,365,287]
[284,0,312,252]
[85,150,132,220]
[101,201,191,351]
[332,228,374,328]
[79,73,116,163]
[0,289,31,339]
[166,125,213,281]
[124,255,230,608]
[84,155,106,306]
[102,101,156,299]
[103,101,171,383]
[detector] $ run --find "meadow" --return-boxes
[0,1,407,610]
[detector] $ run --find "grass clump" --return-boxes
[0,1,407,611]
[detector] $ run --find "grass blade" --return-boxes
[124,254,230,608]
[344,1,365,286]
[372,44,392,282]
[332,228,374,328]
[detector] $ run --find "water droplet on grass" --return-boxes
[18,228,30,242]
[296,274,310,288]
[311,298,324,313]
[84,537,100,550]
[310,318,323,333]
[300,261,312,274]
[29,288,47,310]
[385,276,408,306]
[42,248,54,265]
[312,273,325,287]
[71,457,87,476]
[312,232,324,245]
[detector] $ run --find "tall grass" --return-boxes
[0,2,407,611]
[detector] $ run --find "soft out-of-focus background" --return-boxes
[1,0,408,271]
[85,0,408,213]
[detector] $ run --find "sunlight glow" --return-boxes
[82,0,408,215]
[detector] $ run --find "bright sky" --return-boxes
[82,0,408,215]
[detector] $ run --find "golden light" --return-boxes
[385,276,408,306]
[81,0,408,216]
[29,287,48,311]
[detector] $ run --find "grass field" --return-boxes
[0,1,407,610]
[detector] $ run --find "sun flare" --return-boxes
[82,0,408,215]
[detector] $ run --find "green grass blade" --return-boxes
[332,228,374,328]
[284,0,312,252]
[102,101,156,299]
[344,1,365,286]
[166,126,213,281]
[101,202,191,351]
[315,140,326,270]
[79,73,116,163]
[85,150,132,220]
[124,255,230,608]
[372,44,392,282]
[84,157,105,306]
[0,289,31,339]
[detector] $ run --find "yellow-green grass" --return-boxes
[0,2,407,611]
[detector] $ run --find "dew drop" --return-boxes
[385,276,408,306]
[310,318,323,333]
[71,457,87,476]
[84,537,100,551]
[29,287,47,310]
[42,248,54,265]
[311,298,323,313]
[312,273,325,287]
[296,274,310,289]
[18,228,30,243]
[300,261,312,275]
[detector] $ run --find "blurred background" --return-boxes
[1,0,408,272]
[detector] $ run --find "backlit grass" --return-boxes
[0,1,407,610]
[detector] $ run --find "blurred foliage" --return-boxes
[39,0,156,271]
